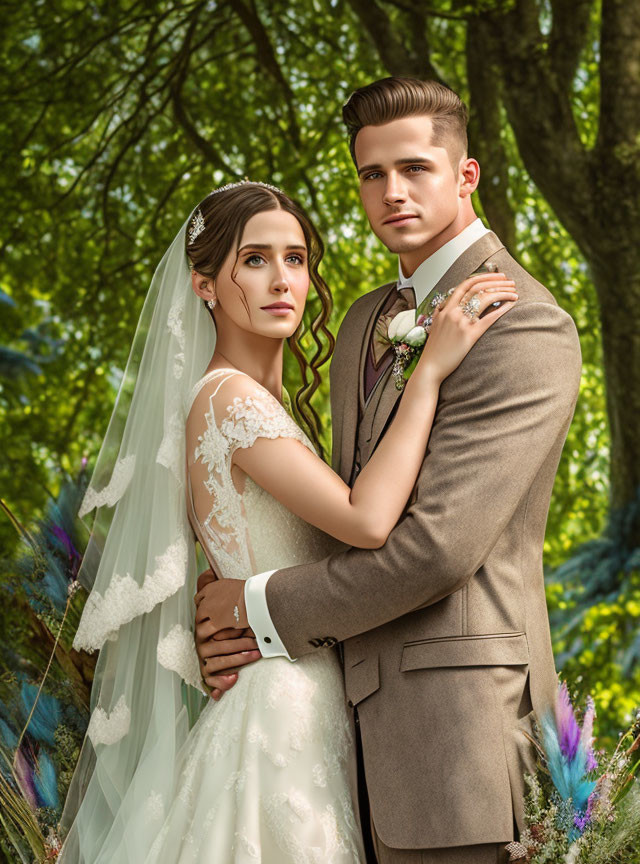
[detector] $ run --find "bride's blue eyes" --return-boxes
[245,254,305,266]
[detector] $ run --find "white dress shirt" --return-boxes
[245,218,491,659]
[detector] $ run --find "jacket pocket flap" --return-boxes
[400,632,529,672]
[344,655,380,706]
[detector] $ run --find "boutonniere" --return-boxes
[386,289,455,390]
[385,262,502,391]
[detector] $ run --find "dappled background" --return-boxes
[1,0,639,859]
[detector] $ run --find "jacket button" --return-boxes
[324,637,337,648]
[264,637,271,644]
[347,699,354,708]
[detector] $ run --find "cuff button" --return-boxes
[264,636,272,644]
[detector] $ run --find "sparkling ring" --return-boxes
[424,315,433,333]
[233,604,240,625]
[460,295,481,320]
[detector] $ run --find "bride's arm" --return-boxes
[233,273,517,549]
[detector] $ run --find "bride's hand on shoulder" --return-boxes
[416,272,518,386]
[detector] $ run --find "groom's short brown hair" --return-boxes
[342,77,468,169]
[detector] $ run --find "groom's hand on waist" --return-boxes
[194,576,262,699]
[195,576,250,630]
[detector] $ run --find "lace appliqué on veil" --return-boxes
[166,296,186,380]
[87,695,131,747]
[157,410,184,483]
[157,624,207,695]
[79,454,136,518]
[145,790,165,824]
[73,536,188,652]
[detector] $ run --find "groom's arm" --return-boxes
[245,300,581,658]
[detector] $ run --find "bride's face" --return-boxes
[213,208,310,340]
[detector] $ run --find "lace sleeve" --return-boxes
[185,372,314,582]
[219,388,313,456]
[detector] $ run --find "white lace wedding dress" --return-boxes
[143,368,364,864]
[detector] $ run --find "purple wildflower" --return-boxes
[51,524,80,563]
[573,811,589,833]
[13,746,37,809]
[555,682,581,761]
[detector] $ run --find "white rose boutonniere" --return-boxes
[385,306,436,389]
[387,309,417,341]
[385,281,458,389]
[385,261,503,390]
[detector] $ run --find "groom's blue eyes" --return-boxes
[363,165,427,181]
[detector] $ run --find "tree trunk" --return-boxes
[591,253,640,537]
[473,0,640,538]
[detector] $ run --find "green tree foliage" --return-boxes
[0,0,636,762]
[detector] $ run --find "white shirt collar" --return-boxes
[397,218,491,306]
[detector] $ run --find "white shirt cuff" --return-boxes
[244,570,295,660]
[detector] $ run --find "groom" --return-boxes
[193,77,582,863]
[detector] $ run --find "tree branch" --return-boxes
[346,0,441,80]
[229,0,301,149]
[549,0,593,91]
[597,0,640,154]
[478,0,596,252]
[466,22,517,253]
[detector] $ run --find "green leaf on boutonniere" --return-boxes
[403,355,419,380]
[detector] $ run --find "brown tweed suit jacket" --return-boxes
[265,232,582,849]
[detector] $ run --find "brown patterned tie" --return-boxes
[371,285,416,368]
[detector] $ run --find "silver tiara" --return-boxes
[187,180,285,246]
[187,209,205,245]
[211,179,284,197]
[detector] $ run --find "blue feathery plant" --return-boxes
[0,466,94,861]
[540,683,598,840]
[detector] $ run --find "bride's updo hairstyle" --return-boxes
[185,181,335,459]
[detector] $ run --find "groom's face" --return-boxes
[354,115,464,258]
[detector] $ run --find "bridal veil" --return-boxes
[59,216,216,862]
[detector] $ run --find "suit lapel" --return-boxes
[332,282,396,483]
[363,232,505,462]
[358,282,398,412]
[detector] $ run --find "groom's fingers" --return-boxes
[202,649,261,675]
[212,627,245,641]
[195,619,218,641]
[205,674,239,699]
[199,636,259,658]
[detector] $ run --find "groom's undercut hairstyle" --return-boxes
[342,77,468,171]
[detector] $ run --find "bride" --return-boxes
[59,180,517,863]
